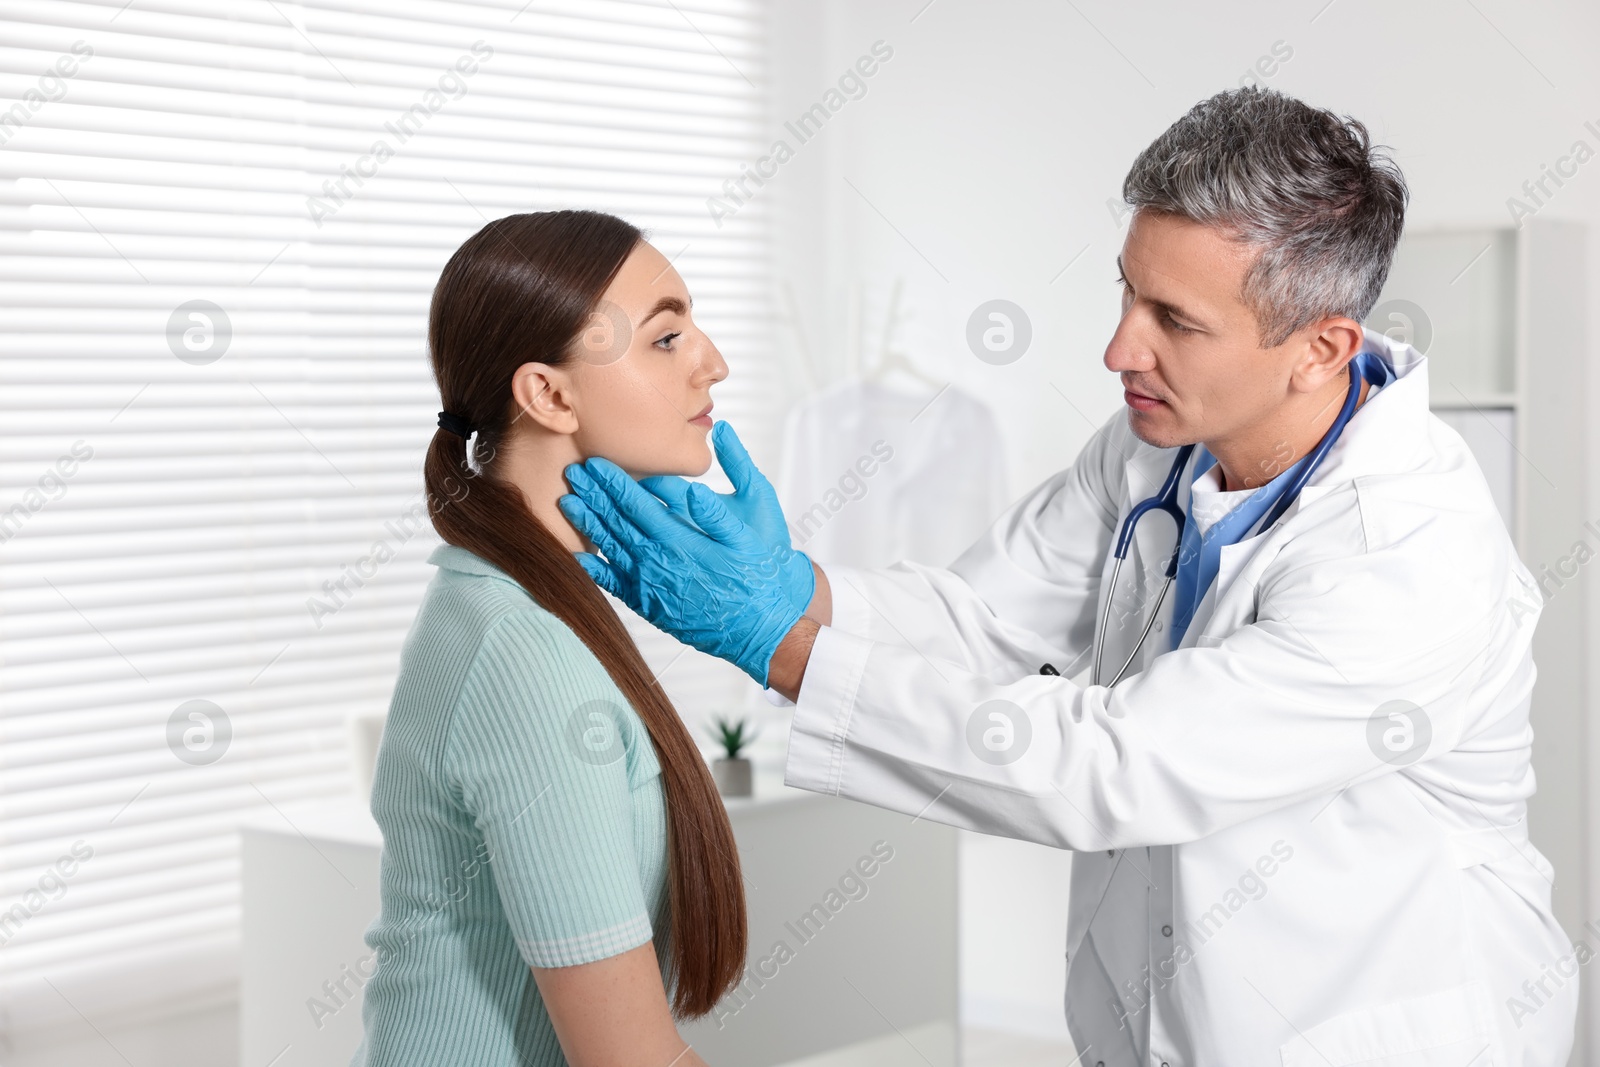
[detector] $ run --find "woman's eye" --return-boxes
[654,331,681,350]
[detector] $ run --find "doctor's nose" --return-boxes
[1103,316,1157,375]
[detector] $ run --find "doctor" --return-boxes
[559,88,1577,1065]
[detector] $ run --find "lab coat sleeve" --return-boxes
[819,409,1127,681]
[786,482,1534,851]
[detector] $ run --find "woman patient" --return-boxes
[354,210,745,1066]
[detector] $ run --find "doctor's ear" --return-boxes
[510,361,579,435]
[1292,316,1366,392]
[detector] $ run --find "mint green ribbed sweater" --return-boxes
[354,544,669,1066]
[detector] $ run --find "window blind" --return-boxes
[0,0,774,1030]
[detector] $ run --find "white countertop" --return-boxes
[240,765,818,848]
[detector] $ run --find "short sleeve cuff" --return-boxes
[783,625,874,797]
[517,913,654,969]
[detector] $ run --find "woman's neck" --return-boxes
[494,433,588,553]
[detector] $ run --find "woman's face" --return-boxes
[565,241,728,477]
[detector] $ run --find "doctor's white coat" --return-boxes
[782,332,1577,1066]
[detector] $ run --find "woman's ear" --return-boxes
[511,361,579,435]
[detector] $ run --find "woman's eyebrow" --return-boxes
[638,295,689,327]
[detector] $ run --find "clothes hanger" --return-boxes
[778,278,821,395]
[863,277,943,391]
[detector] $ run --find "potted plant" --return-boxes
[708,715,756,798]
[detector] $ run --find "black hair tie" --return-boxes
[437,410,476,439]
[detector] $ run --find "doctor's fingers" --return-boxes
[711,421,766,495]
[574,457,684,543]
[574,551,627,600]
[563,462,654,549]
[685,482,754,549]
[558,493,637,571]
[638,473,694,517]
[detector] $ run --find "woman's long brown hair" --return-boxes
[423,210,746,1018]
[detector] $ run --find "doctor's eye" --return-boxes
[653,331,681,351]
[1163,312,1194,334]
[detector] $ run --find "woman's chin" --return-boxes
[628,440,712,479]
[678,456,714,478]
[676,437,715,477]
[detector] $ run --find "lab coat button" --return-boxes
[1154,619,1163,632]
[1106,849,1115,857]
[1161,924,1172,936]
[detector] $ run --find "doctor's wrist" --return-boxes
[766,616,821,703]
[804,561,832,626]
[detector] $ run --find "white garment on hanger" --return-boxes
[778,380,1007,570]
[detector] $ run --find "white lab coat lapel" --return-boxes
[1183,534,1271,645]
[1067,445,1180,966]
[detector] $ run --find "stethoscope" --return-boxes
[1085,354,1388,688]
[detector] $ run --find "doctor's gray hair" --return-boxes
[1122,87,1409,348]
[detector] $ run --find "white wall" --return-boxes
[764,0,1600,1054]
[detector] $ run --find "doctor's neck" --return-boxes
[1204,360,1371,494]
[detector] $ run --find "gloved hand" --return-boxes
[636,421,815,613]
[559,456,810,687]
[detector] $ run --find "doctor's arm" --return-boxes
[769,520,1529,851]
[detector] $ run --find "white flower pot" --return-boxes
[713,756,753,797]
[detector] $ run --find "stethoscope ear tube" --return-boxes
[1096,441,1193,688]
[1092,563,1176,688]
[1112,443,1195,562]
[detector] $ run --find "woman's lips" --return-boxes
[1124,389,1165,412]
[689,403,713,428]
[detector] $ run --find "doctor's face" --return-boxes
[1103,211,1301,450]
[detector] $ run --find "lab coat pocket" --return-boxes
[1278,982,1496,1066]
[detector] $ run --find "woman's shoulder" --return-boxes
[422,543,605,685]
[420,545,659,784]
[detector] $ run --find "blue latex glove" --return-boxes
[642,421,786,548]
[559,457,807,687]
[637,421,815,613]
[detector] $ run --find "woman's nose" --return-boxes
[697,334,729,385]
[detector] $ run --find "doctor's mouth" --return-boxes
[1121,374,1170,413]
[1123,386,1167,413]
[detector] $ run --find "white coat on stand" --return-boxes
[781,329,1577,1066]
[778,380,1007,569]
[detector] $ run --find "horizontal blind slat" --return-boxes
[0,0,774,1025]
